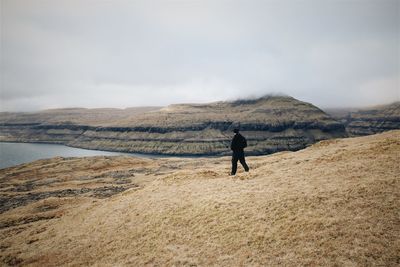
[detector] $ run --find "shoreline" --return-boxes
[0,141,216,170]
[0,140,223,158]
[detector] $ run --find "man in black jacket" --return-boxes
[230,128,249,175]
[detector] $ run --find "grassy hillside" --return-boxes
[0,107,162,127]
[0,130,399,266]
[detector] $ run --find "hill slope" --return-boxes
[0,96,346,155]
[326,102,400,136]
[0,130,399,266]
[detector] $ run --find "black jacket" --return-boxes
[231,133,247,151]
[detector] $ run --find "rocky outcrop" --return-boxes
[326,102,400,136]
[0,96,347,155]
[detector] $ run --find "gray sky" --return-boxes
[1,0,399,111]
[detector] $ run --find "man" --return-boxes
[230,128,249,175]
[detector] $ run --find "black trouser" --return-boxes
[231,150,249,175]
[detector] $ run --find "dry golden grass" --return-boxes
[0,131,399,266]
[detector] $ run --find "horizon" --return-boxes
[1,0,399,111]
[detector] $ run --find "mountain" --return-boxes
[1,130,398,266]
[0,96,346,155]
[325,102,400,136]
[0,106,162,126]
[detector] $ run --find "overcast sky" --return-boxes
[1,0,399,111]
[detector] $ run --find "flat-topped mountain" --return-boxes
[326,102,400,136]
[0,96,346,155]
[0,106,162,126]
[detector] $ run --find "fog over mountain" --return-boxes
[1,0,399,111]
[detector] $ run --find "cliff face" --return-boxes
[0,96,346,155]
[326,102,400,136]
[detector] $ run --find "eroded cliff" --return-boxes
[326,102,400,136]
[0,96,346,155]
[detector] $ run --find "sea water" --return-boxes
[0,142,162,169]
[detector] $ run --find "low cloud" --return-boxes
[1,0,399,111]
